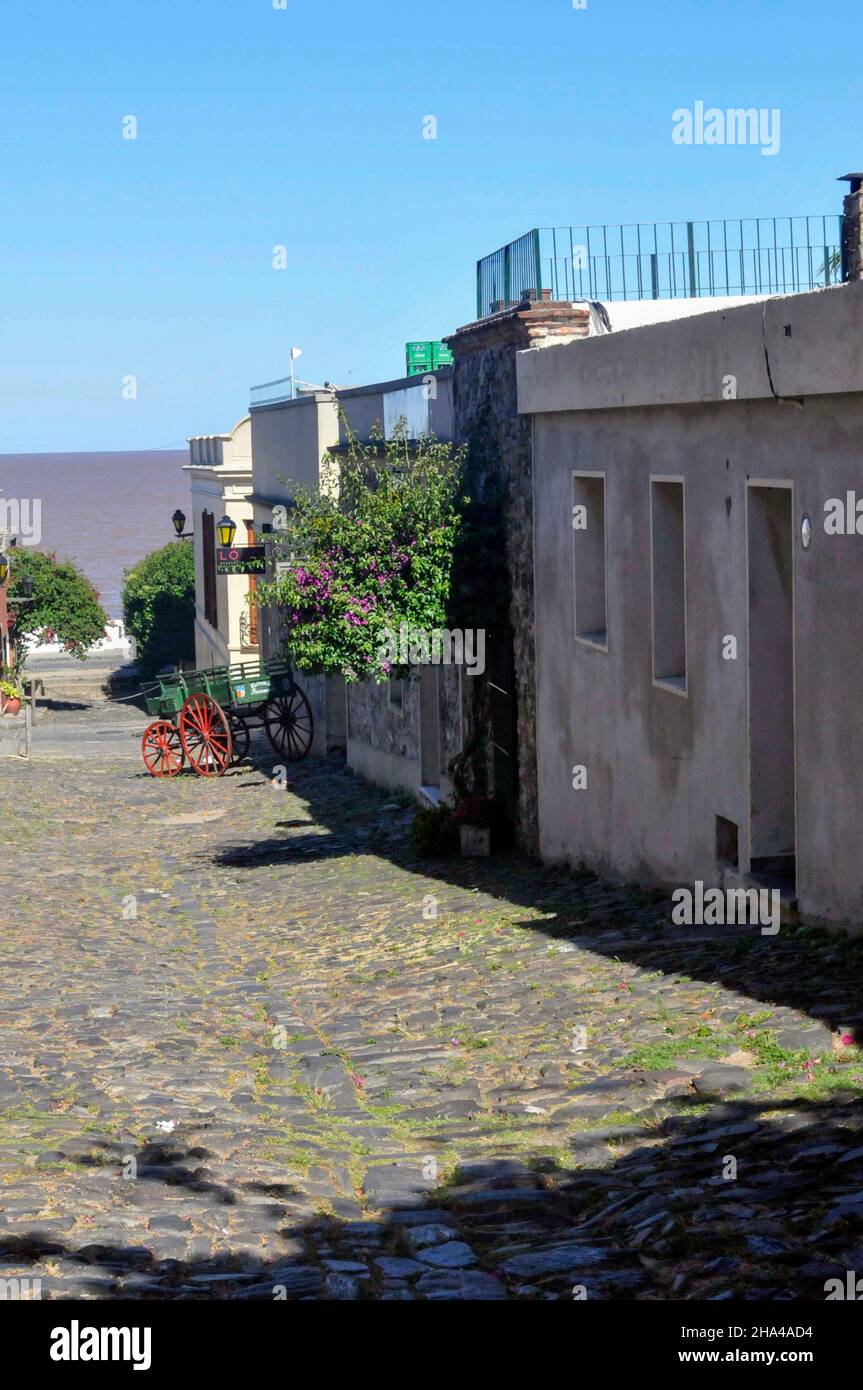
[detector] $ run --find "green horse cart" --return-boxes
[140,657,313,777]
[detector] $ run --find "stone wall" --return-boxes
[841,175,863,282]
[346,673,420,763]
[445,301,591,853]
[343,300,590,835]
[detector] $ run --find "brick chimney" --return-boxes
[444,297,591,358]
[839,172,863,281]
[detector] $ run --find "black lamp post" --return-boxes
[172,509,193,540]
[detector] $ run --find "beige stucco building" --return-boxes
[247,388,344,756]
[519,278,863,929]
[184,416,256,670]
[246,373,457,773]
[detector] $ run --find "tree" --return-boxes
[5,549,108,676]
[255,421,467,682]
[122,540,196,677]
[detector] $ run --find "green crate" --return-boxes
[431,342,454,367]
[406,341,433,367]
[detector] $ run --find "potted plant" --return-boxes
[452,794,497,858]
[0,677,22,716]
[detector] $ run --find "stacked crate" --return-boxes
[405,341,454,377]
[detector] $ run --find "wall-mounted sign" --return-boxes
[216,545,266,575]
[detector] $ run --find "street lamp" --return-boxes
[217,515,237,547]
[20,575,33,599]
[0,554,7,586]
[171,509,193,540]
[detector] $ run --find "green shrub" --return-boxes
[409,803,458,857]
[122,541,195,676]
[6,550,108,674]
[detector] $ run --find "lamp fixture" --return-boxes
[217,515,237,547]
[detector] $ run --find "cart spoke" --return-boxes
[265,687,314,762]
[141,721,185,777]
[179,694,233,777]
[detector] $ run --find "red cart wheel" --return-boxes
[265,686,314,761]
[141,720,185,777]
[179,693,233,776]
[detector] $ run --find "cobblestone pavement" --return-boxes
[2,701,863,1300]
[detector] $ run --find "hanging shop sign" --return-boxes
[216,545,266,576]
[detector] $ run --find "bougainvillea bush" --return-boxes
[256,422,467,682]
[6,549,108,674]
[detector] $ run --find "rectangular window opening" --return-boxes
[651,479,686,691]
[716,815,739,869]
[572,473,607,648]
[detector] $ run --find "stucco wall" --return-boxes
[519,281,863,416]
[184,417,254,672]
[337,372,454,444]
[250,395,339,510]
[530,387,863,928]
[339,373,455,798]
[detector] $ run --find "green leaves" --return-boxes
[121,540,195,677]
[257,422,467,682]
[7,550,108,669]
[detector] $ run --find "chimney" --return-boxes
[839,172,863,281]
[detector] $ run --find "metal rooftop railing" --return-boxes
[249,376,326,408]
[477,217,844,318]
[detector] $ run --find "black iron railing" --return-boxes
[477,217,844,318]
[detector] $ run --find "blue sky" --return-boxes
[0,0,858,451]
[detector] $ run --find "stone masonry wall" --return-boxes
[344,300,590,829]
[445,301,591,853]
[347,673,420,764]
[841,179,863,282]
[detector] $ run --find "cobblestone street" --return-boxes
[2,700,863,1301]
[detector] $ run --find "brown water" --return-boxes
[0,451,189,618]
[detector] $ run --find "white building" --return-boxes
[184,416,256,669]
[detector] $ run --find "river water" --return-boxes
[0,450,190,619]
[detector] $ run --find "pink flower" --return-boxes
[351,1073,365,1088]
[841,1033,854,1047]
